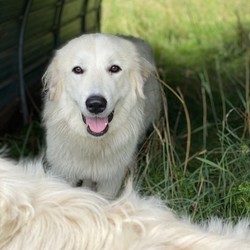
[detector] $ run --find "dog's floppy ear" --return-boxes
[123,36,157,98]
[132,58,156,98]
[42,55,62,101]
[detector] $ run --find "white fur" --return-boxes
[42,33,161,199]
[0,157,250,250]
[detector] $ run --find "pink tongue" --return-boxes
[86,117,108,133]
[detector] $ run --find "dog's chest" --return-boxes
[47,132,136,179]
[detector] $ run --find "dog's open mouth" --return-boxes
[82,111,114,137]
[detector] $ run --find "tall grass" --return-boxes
[0,119,43,158]
[134,62,250,221]
[102,0,250,220]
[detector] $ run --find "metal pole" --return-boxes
[18,0,33,123]
[54,0,65,48]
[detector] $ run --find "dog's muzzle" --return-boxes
[82,95,114,137]
[82,111,114,137]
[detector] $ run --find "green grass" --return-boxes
[102,0,250,220]
[102,0,250,88]
[0,118,44,158]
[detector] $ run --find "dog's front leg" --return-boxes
[77,178,97,191]
[97,172,125,200]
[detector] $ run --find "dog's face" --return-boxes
[43,34,151,137]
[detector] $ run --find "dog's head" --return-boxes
[43,33,155,137]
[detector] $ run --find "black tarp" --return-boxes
[0,0,101,129]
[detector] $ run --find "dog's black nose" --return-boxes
[86,95,107,114]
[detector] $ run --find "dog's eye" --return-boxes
[109,65,121,74]
[72,66,84,74]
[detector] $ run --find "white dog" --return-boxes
[1,157,250,250]
[42,33,161,199]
